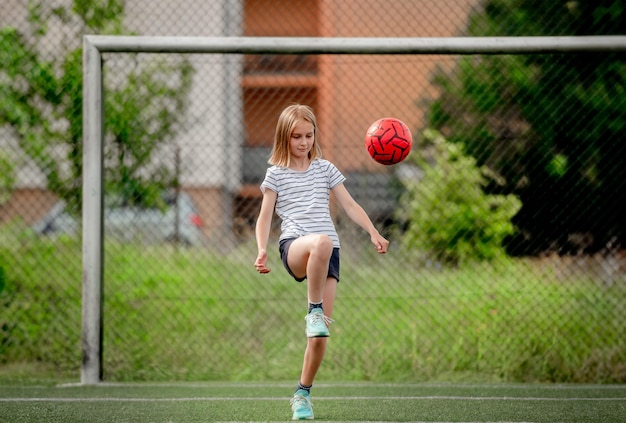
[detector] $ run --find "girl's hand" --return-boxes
[372,233,390,254]
[255,249,271,274]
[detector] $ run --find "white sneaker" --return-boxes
[291,389,314,420]
[304,308,333,338]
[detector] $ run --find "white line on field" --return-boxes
[1,395,624,402]
[212,421,547,423]
[55,381,626,390]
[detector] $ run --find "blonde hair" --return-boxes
[268,104,323,167]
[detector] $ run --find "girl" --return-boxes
[254,104,389,420]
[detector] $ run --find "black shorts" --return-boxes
[279,238,340,282]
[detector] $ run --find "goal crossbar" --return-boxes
[86,35,626,54]
[81,35,626,385]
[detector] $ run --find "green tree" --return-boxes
[0,0,193,213]
[426,0,626,255]
[399,129,520,265]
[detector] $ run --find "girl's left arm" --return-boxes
[332,183,389,253]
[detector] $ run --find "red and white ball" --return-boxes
[365,117,412,165]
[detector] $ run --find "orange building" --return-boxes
[235,0,476,230]
[242,0,475,169]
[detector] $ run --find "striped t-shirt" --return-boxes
[261,159,346,248]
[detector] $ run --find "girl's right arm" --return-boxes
[254,189,278,274]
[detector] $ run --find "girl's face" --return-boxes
[289,120,315,160]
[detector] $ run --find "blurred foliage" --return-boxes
[426,0,626,255]
[0,152,15,206]
[0,265,5,295]
[0,0,193,214]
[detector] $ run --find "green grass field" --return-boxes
[2,226,625,423]
[1,381,625,422]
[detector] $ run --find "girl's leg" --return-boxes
[286,234,333,304]
[299,277,337,386]
[288,239,337,420]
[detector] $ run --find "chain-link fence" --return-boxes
[1,1,625,383]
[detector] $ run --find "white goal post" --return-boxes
[81,34,626,385]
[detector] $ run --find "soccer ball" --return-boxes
[364,117,412,165]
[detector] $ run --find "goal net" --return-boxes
[81,35,626,384]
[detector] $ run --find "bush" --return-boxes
[398,129,521,265]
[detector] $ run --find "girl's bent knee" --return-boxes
[313,234,333,255]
